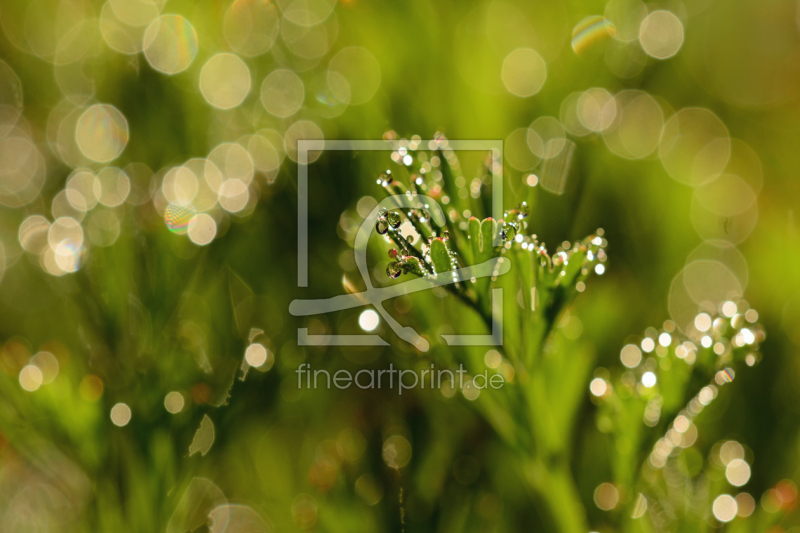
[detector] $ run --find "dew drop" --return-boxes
[386,261,402,279]
[501,223,517,241]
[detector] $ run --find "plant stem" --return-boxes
[524,457,589,533]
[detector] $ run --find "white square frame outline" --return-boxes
[296,139,504,347]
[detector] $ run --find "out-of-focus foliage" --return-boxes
[1,0,800,532]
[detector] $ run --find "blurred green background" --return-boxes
[1,0,800,531]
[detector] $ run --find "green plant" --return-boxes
[366,134,766,533]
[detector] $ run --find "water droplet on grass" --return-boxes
[387,262,402,279]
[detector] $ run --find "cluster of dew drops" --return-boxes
[368,132,609,290]
[373,167,532,282]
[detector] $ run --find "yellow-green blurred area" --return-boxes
[2,0,800,531]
